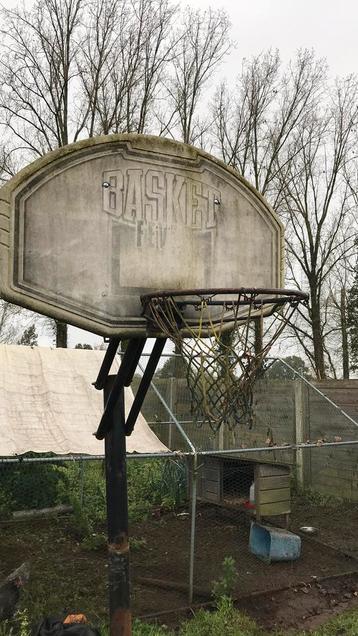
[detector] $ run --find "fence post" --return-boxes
[188,453,198,605]
[218,422,224,450]
[168,377,175,449]
[294,379,311,489]
[79,458,85,508]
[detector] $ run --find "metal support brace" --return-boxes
[95,338,146,439]
[123,339,147,387]
[93,338,121,390]
[125,338,166,436]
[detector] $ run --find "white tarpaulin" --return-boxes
[0,345,169,456]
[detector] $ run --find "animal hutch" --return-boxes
[197,455,291,523]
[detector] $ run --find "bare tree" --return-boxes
[74,0,121,138]
[0,0,232,150]
[212,49,326,200]
[0,301,32,344]
[212,51,358,378]
[77,0,177,137]
[277,77,358,378]
[323,247,357,379]
[165,7,232,144]
[0,0,84,156]
[0,0,179,148]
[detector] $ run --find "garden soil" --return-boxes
[0,499,357,632]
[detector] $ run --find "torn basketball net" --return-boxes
[141,288,308,433]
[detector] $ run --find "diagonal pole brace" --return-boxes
[95,337,146,440]
[125,338,166,436]
[93,338,121,390]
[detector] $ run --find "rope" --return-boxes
[141,289,307,432]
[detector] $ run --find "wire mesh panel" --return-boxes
[141,352,297,456]
[291,445,358,558]
[192,445,358,603]
[128,457,191,616]
[0,458,108,623]
[0,455,193,624]
[136,352,358,610]
[1,354,358,627]
[304,381,358,501]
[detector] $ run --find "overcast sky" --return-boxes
[187,0,357,80]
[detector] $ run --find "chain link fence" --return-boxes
[0,355,358,625]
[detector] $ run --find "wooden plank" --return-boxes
[258,500,291,516]
[318,468,356,479]
[310,389,358,398]
[200,456,222,502]
[311,476,354,490]
[226,453,295,467]
[312,469,356,483]
[313,397,358,407]
[315,381,358,389]
[204,482,221,496]
[311,482,354,498]
[204,458,222,469]
[202,468,221,481]
[258,475,290,490]
[313,467,357,480]
[255,464,290,478]
[309,404,358,418]
[257,487,290,504]
[204,490,221,503]
[311,467,357,480]
[310,459,358,473]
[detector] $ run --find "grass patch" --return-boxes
[308,607,358,635]
[133,606,358,635]
[1,602,358,636]
[178,597,261,636]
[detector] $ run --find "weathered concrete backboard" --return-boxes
[0,135,284,337]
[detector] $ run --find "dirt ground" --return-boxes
[0,499,357,632]
[290,495,358,558]
[237,572,358,632]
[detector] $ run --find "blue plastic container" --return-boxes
[249,522,301,563]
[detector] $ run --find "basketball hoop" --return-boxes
[141,288,308,432]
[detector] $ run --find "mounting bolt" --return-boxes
[102,181,111,188]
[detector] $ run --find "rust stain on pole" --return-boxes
[109,535,130,554]
[111,609,132,636]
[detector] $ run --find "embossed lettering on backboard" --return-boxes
[102,167,220,291]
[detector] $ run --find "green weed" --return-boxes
[130,537,147,552]
[309,607,358,635]
[81,532,107,551]
[132,619,170,635]
[211,556,238,604]
[178,597,261,636]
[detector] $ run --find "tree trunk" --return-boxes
[56,321,68,348]
[340,287,350,379]
[310,293,326,379]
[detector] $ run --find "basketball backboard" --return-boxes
[0,134,284,337]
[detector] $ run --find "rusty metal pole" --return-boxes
[104,375,131,636]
